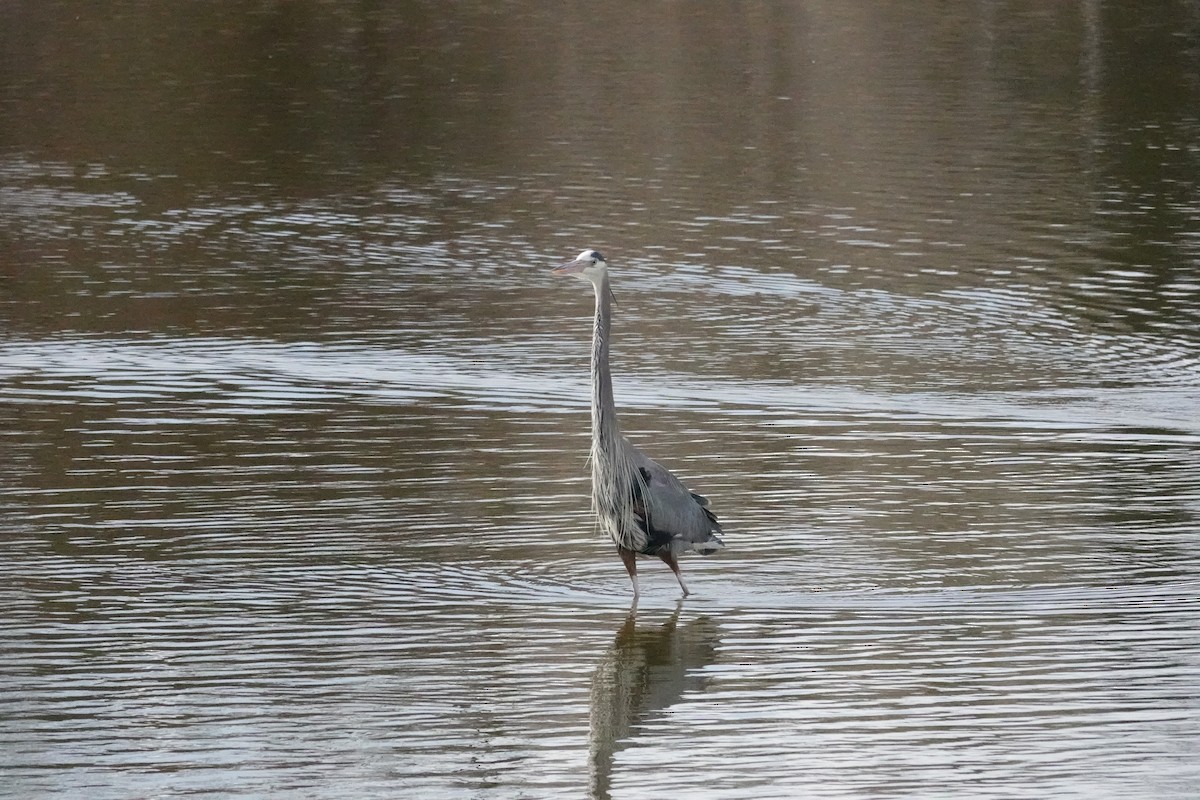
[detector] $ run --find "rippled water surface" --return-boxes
[3,3,1200,798]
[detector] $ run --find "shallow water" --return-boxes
[3,2,1200,798]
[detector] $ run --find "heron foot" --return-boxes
[658,551,689,597]
[618,547,639,597]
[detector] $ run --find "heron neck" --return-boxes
[591,276,619,443]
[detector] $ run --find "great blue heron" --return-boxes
[553,249,725,597]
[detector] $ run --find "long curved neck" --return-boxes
[591,275,620,446]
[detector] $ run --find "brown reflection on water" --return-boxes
[2,2,1200,798]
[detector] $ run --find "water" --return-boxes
[3,2,1200,798]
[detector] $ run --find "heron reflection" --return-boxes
[589,605,721,799]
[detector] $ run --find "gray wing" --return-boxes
[624,438,724,554]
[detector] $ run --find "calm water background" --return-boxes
[3,2,1200,798]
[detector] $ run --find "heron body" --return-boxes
[554,250,725,597]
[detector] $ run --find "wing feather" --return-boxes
[624,439,724,555]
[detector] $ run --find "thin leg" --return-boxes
[618,547,640,598]
[658,551,689,597]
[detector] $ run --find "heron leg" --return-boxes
[618,547,639,598]
[658,551,689,597]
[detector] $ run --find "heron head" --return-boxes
[552,249,608,283]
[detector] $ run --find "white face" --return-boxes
[554,249,609,282]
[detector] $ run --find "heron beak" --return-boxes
[552,259,585,276]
